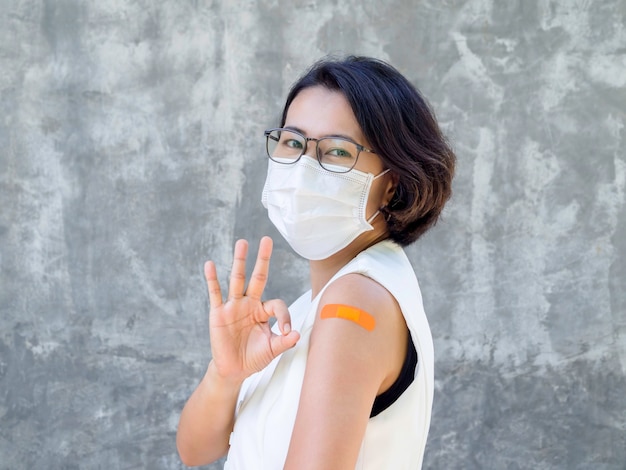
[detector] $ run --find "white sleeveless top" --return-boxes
[224,240,434,469]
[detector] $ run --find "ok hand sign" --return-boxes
[205,236,300,383]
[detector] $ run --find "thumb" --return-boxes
[269,330,300,357]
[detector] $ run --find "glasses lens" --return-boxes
[317,138,359,173]
[266,129,305,163]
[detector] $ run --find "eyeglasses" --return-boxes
[264,128,376,173]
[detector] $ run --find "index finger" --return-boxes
[245,236,273,301]
[228,239,249,301]
[204,260,223,309]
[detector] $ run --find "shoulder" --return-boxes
[312,273,408,390]
[319,273,401,328]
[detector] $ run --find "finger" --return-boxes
[204,261,223,309]
[269,330,300,357]
[261,299,293,335]
[228,239,248,301]
[246,236,273,301]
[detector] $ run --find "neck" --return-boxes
[308,230,388,299]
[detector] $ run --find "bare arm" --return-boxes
[176,361,243,465]
[177,237,300,466]
[284,274,408,470]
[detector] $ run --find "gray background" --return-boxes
[1,0,624,469]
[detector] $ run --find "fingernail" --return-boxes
[283,323,291,335]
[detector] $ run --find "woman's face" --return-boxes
[283,86,393,221]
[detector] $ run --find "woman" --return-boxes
[177,56,455,469]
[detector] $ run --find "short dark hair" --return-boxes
[280,56,456,246]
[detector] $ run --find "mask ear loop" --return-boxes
[373,168,390,180]
[366,169,392,224]
[366,210,380,224]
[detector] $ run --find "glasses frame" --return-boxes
[264,127,376,173]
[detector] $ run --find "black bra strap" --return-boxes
[370,333,418,418]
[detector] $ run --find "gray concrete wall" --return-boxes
[1,0,624,469]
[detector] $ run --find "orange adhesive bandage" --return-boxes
[320,304,376,331]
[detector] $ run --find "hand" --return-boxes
[205,236,300,383]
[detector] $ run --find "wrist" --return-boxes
[205,360,246,390]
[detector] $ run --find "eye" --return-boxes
[325,147,353,158]
[283,138,304,150]
[319,138,357,160]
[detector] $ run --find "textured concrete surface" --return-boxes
[1,1,624,469]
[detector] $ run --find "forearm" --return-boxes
[176,361,243,466]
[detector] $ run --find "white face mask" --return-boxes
[261,155,389,260]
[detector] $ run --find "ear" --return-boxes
[382,172,399,207]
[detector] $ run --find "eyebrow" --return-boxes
[283,125,358,143]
